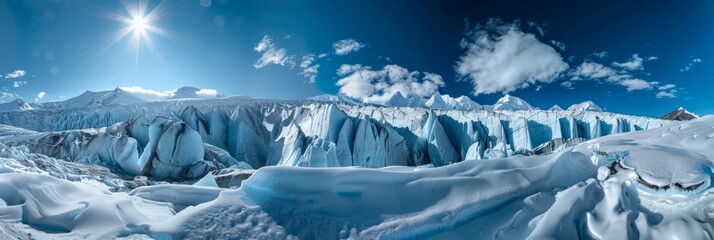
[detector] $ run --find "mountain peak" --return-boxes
[662,107,699,121]
[549,105,564,111]
[567,101,603,112]
[384,91,409,107]
[425,92,449,109]
[493,95,534,111]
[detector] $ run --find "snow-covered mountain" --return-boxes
[383,91,410,107]
[549,105,564,111]
[567,100,603,112]
[661,107,699,121]
[0,98,36,111]
[307,94,358,104]
[424,92,449,109]
[0,86,225,112]
[379,92,484,110]
[52,87,148,109]
[492,94,535,111]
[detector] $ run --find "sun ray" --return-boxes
[86,0,177,68]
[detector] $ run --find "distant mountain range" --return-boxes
[306,92,613,113]
[0,86,225,112]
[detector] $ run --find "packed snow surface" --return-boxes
[0,97,710,239]
[0,115,711,239]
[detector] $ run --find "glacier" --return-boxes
[1,94,712,239]
[0,97,667,176]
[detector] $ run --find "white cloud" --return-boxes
[455,20,568,95]
[527,21,545,36]
[535,85,543,91]
[253,35,295,69]
[195,89,218,98]
[571,62,619,81]
[656,89,677,98]
[35,91,46,102]
[612,54,644,70]
[560,81,574,89]
[570,59,658,91]
[119,86,220,101]
[591,51,609,59]
[119,86,171,100]
[336,64,445,103]
[680,57,702,72]
[0,91,18,102]
[647,56,658,61]
[620,79,653,91]
[298,54,320,84]
[550,40,566,51]
[658,84,676,90]
[4,70,26,79]
[332,39,366,56]
[336,64,367,75]
[13,81,27,88]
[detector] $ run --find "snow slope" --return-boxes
[0,116,710,239]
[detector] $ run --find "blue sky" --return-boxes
[0,0,712,116]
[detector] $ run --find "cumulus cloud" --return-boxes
[0,91,18,102]
[612,54,644,70]
[680,58,702,72]
[332,39,366,56]
[336,64,445,103]
[591,51,609,59]
[455,19,568,95]
[655,84,677,98]
[526,21,546,36]
[560,81,574,89]
[253,35,295,69]
[658,84,676,91]
[550,40,566,51]
[119,86,220,101]
[620,79,653,91]
[35,91,46,102]
[195,89,219,98]
[570,55,658,91]
[13,81,27,88]
[336,64,366,75]
[656,90,677,98]
[298,54,320,84]
[571,62,620,81]
[4,70,26,79]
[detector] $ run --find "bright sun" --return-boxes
[132,17,147,32]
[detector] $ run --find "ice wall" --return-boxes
[0,99,670,171]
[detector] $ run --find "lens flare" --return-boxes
[87,0,179,68]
